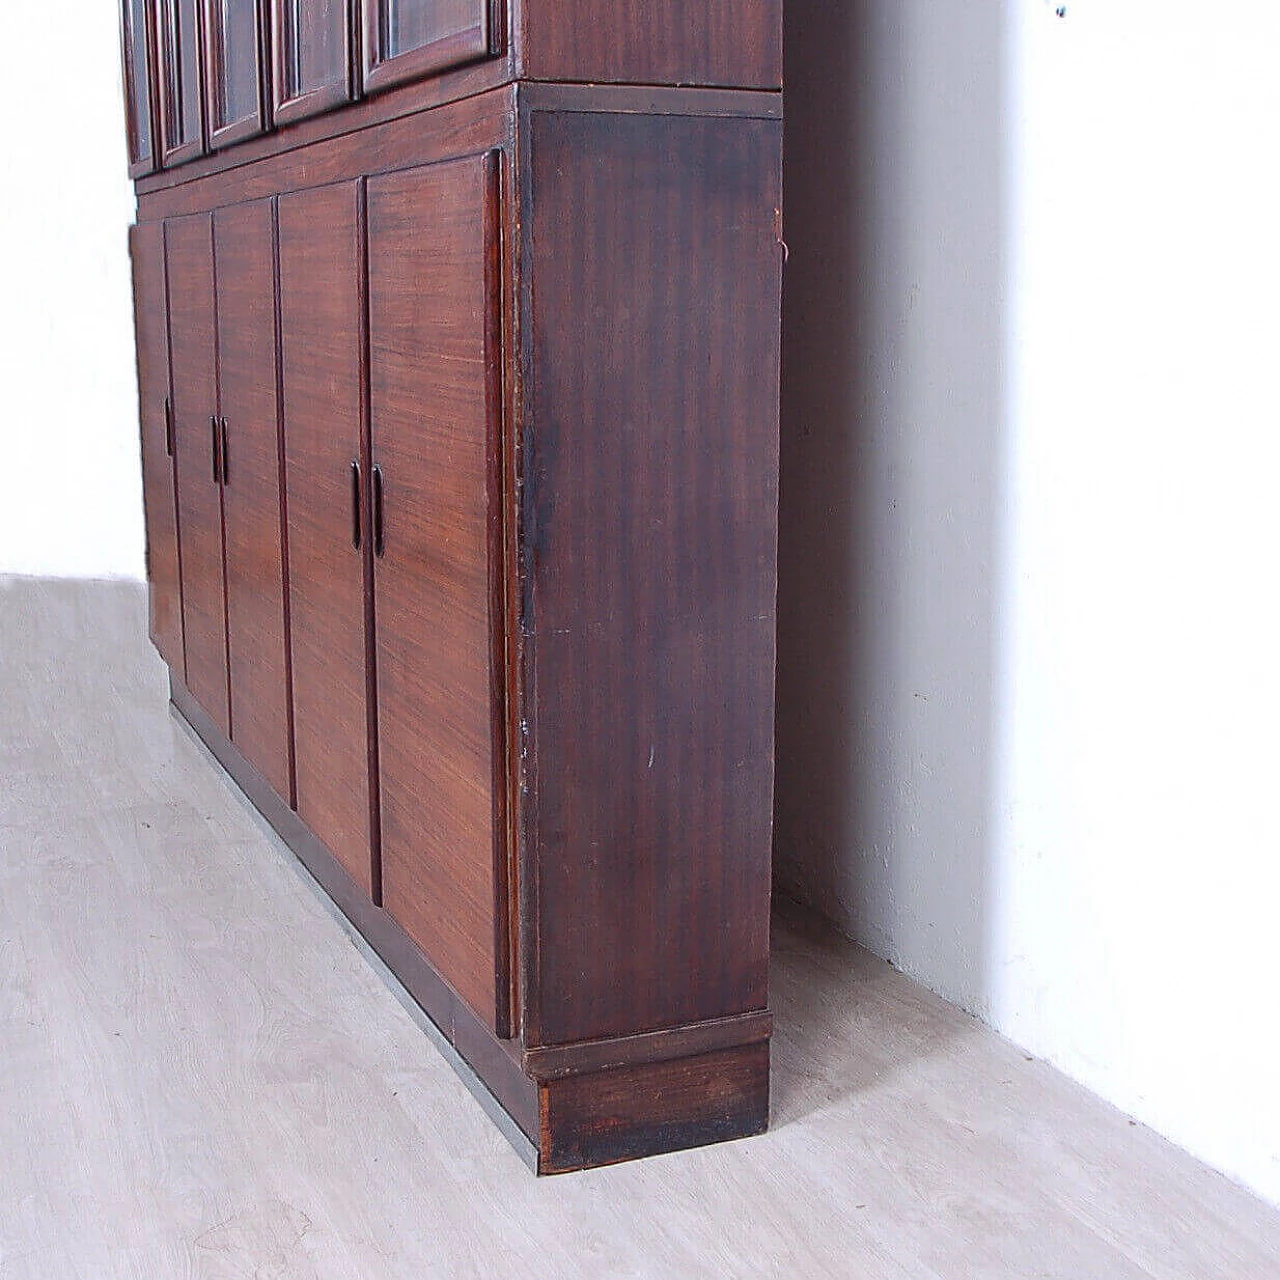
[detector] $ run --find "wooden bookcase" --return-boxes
[121,0,783,1172]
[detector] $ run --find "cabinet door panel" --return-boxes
[272,0,352,125]
[361,0,489,95]
[166,213,229,731]
[214,199,291,801]
[156,0,205,165]
[204,0,268,148]
[368,154,507,1034]
[278,182,374,895]
[130,223,183,673]
[119,0,158,177]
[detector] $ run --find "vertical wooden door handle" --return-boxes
[350,460,362,549]
[220,418,229,485]
[372,465,385,558]
[163,397,174,456]
[211,416,220,484]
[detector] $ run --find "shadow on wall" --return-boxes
[774,0,1007,1018]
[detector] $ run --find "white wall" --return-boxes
[777,0,1280,1207]
[0,2,144,579]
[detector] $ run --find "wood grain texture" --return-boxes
[270,0,354,127]
[519,107,784,1047]
[540,1043,770,1174]
[278,181,374,895]
[518,0,782,90]
[135,58,515,198]
[360,0,490,96]
[367,153,508,1034]
[129,222,184,676]
[165,212,229,733]
[523,1010,772,1083]
[201,0,269,149]
[137,81,515,221]
[213,198,292,801]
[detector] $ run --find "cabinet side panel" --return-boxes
[214,199,292,802]
[278,181,375,896]
[130,223,184,673]
[522,110,783,1046]
[520,1,782,90]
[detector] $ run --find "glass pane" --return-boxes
[127,0,152,160]
[287,0,345,99]
[217,0,260,127]
[382,0,479,60]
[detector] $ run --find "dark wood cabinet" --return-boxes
[155,0,207,166]
[203,0,269,148]
[122,1,782,1174]
[271,0,353,125]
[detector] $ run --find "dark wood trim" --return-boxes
[360,7,491,97]
[487,0,507,58]
[497,143,522,1040]
[169,673,540,1141]
[160,222,190,681]
[206,113,265,151]
[523,1011,773,1082]
[513,82,541,1047]
[480,148,513,1040]
[519,80,784,121]
[269,0,354,128]
[120,0,160,178]
[356,177,383,908]
[137,52,514,195]
[156,0,208,168]
[269,196,298,811]
[137,84,515,221]
[273,79,350,128]
[201,0,270,151]
[209,213,234,740]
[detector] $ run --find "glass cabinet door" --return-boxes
[271,0,352,125]
[156,0,205,165]
[119,0,158,177]
[203,0,268,148]
[361,0,491,95]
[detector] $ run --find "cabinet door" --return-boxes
[156,0,205,165]
[271,0,352,125]
[129,223,184,673]
[214,199,291,801]
[203,0,268,148]
[278,182,375,896]
[166,213,229,731]
[367,154,508,1034]
[360,0,490,95]
[119,0,158,177]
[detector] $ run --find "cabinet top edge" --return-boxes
[135,69,784,199]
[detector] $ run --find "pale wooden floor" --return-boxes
[2,577,1277,1280]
